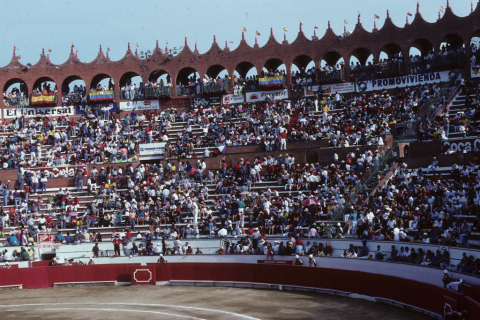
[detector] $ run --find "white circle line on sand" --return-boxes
[0,303,261,320]
[0,307,205,319]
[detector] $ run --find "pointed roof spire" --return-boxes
[358,12,361,23]
[406,15,409,25]
[100,45,102,53]
[314,29,316,37]
[165,45,168,55]
[156,40,159,48]
[328,21,331,29]
[472,1,474,13]
[417,1,420,13]
[255,37,258,45]
[75,51,77,59]
[225,40,228,49]
[42,48,45,55]
[185,35,188,46]
[438,11,441,20]
[270,27,273,37]
[284,34,286,41]
[446,0,449,8]
[47,54,50,61]
[344,25,347,34]
[195,40,197,51]
[299,21,302,32]
[71,43,74,53]
[213,35,216,43]
[374,20,377,30]
[13,45,15,58]
[128,42,131,51]
[387,9,390,18]
[135,48,138,57]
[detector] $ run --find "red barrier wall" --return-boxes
[0,262,476,318]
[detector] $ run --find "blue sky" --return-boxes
[1,0,474,67]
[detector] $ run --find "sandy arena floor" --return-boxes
[0,286,431,320]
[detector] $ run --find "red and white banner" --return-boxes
[130,266,156,285]
[37,233,57,243]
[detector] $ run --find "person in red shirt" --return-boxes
[279,130,287,150]
[113,235,121,256]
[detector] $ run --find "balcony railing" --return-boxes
[177,81,230,96]
[30,93,57,105]
[350,62,405,81]
[144,87,172,98]
[258,75,287,88]
[317,70,345,83]
[4,97,30,107]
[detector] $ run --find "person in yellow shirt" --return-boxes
[322,104,330,122]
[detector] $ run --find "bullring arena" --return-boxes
[1,1,480,319]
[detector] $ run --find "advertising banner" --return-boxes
[222,94,245,105]
[4,106,74,119]
[139,142,166,156]
[23,165,87,178]
[161,98,190,108]
[356,69,461,92]
[31,93,56,105]
[471,65,480,78]
[245,89,288,102]
[193,96,222,107]
[76,103,117,115]
[304,82,355,96]
[119,100,160,111]
[443,137,479,153]
[209,96,221,106]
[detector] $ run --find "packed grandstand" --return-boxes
[0,2,480,319]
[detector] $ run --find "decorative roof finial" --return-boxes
[387,10,390,18]
[447,0,449,8]
[358,11,361,23]
[417,1,420,13]
[128,42,130,51]
[42,48,45,55]
[135,48,138,56]
[242,31,245,40]
[284,33,286,41]
[314,29,316,37]
[156,40,159,48]
[225,40,228,49]
[13,45,15,58]
[344,25,347,34]
[374,21,377,30]
[47,54,49,61]
[328,21,331,29]
[195,40,197,51]
[270,27,273,37]
[75,51,77,59]
[438,11,441,20]
[165,46,168,55]
[299,20,302,32]
[100,45,102,53]
[406,15,409,25]
[71,43,74,53]
[472,1,474,13]
[255,37,258,45]
[185,35,188,46]
[214,35,216,43]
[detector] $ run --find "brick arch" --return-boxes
[32,76,58,93]
[319,51,345,67]
[61,75,87,94]
[148,69,171,83]
[291,54,314,71]
[234,61,257,78]
[205,64,229,79]
[3,77,29,96]
[377,42,405,59]
[176,67,200,85]
[262,58,287,73]
[439,33,465,49]
[348,47,374,66]
[409,38,435,56]
[119,71,143,88]
[90,73,114,90]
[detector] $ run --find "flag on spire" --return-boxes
[344,19,348,24]
[439,6,445,12]
[48,48,52,52]
[374,14,379,19]
[242,27,246,32]
[136,42,139,47]
[283,27,288,32]
[256,31,260,36]
[76,48,78,52]
[16,55,20,59]
[107,46,110,51]
[300,20,302,25]
[314,25,319,29]
[166,40,169,44]
[407,11,413,16]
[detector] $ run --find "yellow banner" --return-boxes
[31,94,56,105]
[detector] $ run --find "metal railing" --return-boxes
[4,97,29,107]
[317,70,345,83]
[145,87,172,97]
[177,81,230,96]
